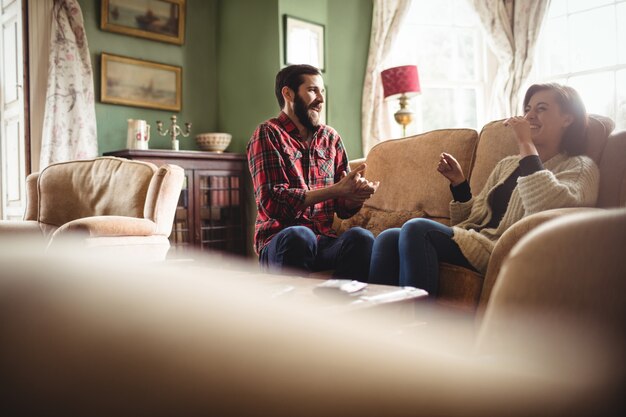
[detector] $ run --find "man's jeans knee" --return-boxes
[259,226,374,280]
[259,226,317,274]
[331,227,374,280]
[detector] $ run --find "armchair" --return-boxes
[0,157,184,260]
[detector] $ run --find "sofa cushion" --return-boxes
[336,206,425,237]
[598,130,626,208]
[361,128,478,216]
[585,114,614,164]
[468,120,519,196]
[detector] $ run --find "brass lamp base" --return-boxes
[394,93,414,137]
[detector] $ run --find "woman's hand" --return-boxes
[503,116,538,157]
[437,153,465,186]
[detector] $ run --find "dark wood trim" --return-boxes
[108,149,246,161]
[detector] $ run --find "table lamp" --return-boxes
[381,65,421,136]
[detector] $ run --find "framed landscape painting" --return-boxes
[101,53,182,111]
[101,0,186,45]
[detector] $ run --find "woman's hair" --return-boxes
[523,83,588,156]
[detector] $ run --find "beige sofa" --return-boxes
[335,115,626,314]
[0,156,184,260]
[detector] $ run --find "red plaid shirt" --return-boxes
[247,112,358,254]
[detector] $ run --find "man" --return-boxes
[247,64,378,280]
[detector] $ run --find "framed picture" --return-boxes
[284,15,325,71]
[101,0,186,45]
[101,53,182,111]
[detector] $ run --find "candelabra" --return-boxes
[156,115,192,151]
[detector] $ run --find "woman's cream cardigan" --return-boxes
[450,153,600,274]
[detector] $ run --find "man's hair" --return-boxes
[523,83,588,156]
[275,64,321,109]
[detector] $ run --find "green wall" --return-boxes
[78,0,371,158]
[327,0,372,159]
[216,0,281,154]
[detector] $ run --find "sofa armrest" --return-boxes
[348,158,366,172]
[52,216,158,239]
[477,207,602,316]
[0,220,43,236]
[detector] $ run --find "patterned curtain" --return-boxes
[40,0,97,169]
[361,0,411,155]
[469,0,551,118]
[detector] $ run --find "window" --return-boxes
[385,0,489,137]
[533,0,626,130]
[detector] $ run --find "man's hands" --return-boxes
[334,163,379,208]
[503,116,538,157]
[437,153,465,186]
[302,163,378,209]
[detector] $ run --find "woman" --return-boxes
[368,83,600,295]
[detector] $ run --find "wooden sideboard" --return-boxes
[104,149,249,257]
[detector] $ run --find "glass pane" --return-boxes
[568,71,615,118]
[549,0,568,17]
[388,24,420,67]
[421,88,456,131]
[415,26,455,81]
[408,0,456,25]
[542,16,569,75]
[569,6,616,72]
[177,175,189,208]
[618,2,626,64]
[455,28,477,81]
[616,69,626,130]
[452,0,480,27]
[454,88,478,128]
[209,176,229,208]
[568,0,614,13]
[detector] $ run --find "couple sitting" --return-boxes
[247,65,599,295]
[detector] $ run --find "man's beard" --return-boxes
[294,94,321,132]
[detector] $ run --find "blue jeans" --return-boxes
[259,226,375,280]
[368,218,475,296]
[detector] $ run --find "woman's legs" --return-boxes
[368,228,402,286]
[398,218,475,295]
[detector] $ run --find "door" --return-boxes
[0,0,26,220]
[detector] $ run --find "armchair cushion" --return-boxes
[37,157,157,229]
[52,216,157,239]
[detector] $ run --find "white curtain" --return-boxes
[40,0,97,169]
[361,0,411,155]
[469,0,551,118]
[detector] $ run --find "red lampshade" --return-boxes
[381,65,421,99]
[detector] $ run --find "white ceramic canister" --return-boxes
[127,119,151,150]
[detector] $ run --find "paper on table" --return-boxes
[317,279,368,294]
[360,287,428,304]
